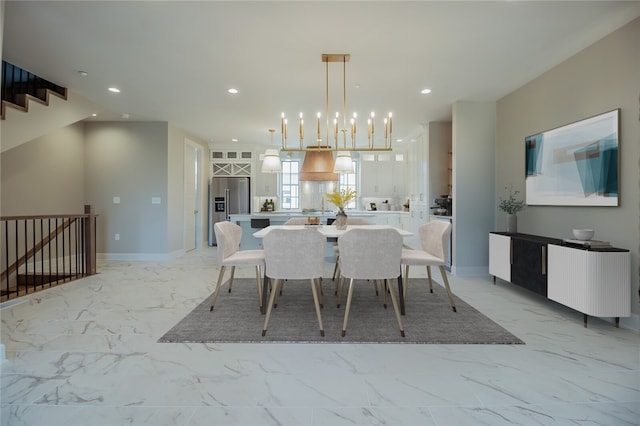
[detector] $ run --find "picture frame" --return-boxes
[525,109,620,206]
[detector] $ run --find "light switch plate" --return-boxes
[113,196,120,204]
[152,197,161,204]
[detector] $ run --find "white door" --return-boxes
[184,142,200,251]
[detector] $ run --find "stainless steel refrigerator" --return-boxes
[208,177,250,246]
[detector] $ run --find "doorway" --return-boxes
[184,140,201,251]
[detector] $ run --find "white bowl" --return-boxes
[573,229,594,241]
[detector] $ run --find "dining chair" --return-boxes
[401,221,456,312]
[261,228,326,336]
[210,221,265,312]
[337,228,405,337]
[332,218,373,282]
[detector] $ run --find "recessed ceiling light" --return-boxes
[91,113,97,117]
[77,70,88,76]
[231,138,239,142]
[108,87,121,93]
[420,88,432,95]
[227,88,238,94]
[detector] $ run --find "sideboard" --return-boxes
[489,232,630,327]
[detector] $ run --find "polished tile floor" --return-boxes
[1,247,639,425]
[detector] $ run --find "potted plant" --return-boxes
[326,188,356,230]
[498,185,525,233]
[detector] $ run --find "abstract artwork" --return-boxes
[525,109,619,206]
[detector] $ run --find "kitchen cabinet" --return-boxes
[547,244,630,327]
[360,153,406,197]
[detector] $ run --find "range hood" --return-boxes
[299,150,338,181]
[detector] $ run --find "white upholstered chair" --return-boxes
[261,228,326,336]
[337,228,405,337]
[401,221,456,312]
[331,218,373,282]
[210,221,265,312]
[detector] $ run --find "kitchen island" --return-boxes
[229,211,376,250]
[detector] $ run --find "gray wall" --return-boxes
[84,122,169,256]
[496,17,640,315]
[452,102,496,275]
[1,122,85,215]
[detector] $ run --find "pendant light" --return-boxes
[261,129,281,173]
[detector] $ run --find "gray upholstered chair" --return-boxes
[401,221,456,312]
[337,228,405,337]
[210,221,265,312]
[261,228,326,336]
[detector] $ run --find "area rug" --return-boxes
[159,278,524,344]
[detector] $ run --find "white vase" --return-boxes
[506,214,518,233]
[335,209,347,230]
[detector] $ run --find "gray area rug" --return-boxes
[159,278,524,344]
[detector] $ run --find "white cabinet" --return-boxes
[360,153,406,197]
[407,132,428,208]
[547,244,630,326]
[489,233,511,282]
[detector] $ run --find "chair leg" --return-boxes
[228,266,236,293]
[209,266,226,311]
[262,279,282,336]
[310,278,325,337]
[382,280,388,309]
[341,278,356,337]
[332,255,340,282]
[255,265,263,309]
[426,266,434,293]
[336,276,345,308]
[439,265,456,312]
[386,278,405,337]
[403,265,410,301]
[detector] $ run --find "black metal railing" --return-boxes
[0,206,97,302]
[1,60,66,107]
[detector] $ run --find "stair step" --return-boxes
[17,273,77,286]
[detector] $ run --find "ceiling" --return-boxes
[3,1,639,148]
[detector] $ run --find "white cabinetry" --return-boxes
[489,233,511,282]
[547,244,630,326]
[407,132,428,208]
[360,152,406,197]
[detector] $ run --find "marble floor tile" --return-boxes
[1,247,638,426]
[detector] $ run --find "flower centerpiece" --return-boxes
[325,188,356,229]
[498,185,525,233]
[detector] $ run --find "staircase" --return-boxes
[1,60,67,120]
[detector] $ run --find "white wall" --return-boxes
[496,17,640,317]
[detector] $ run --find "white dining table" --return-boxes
[252,224,413,239]
[253,224,412,315]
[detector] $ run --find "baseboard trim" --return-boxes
[98,249,185,262]
[451,265,488,276]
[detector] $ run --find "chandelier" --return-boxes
[279,54,393,154]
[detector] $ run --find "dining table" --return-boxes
[253,224,413,315]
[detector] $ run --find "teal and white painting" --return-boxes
[525,109,619,206]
